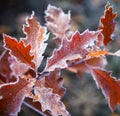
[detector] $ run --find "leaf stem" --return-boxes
[23,101,47,116]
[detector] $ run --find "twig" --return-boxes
[23,101,47,116]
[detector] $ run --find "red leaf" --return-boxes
[34,87,70,116]
[3,34,35,69]
[22,12,49,69]
[45,69,66,97]
[0,51,16,83]
[36,69,66,97]
[9,57,29,77]
[0,78,32,115]
[45,30,101,72]
[45,4,72,43]
[34,69,69,116]
[91,68,120,111]
[99,2,117,46]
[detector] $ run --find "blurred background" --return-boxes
[0,0,120,116]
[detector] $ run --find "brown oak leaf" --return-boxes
[34,69,69,116]
[36,69,66,97]
[0,77,32,115]
[34,86,69,116]
[45,30,101,72]
[3,34,35,69]
[98,2,117,46]
[91,68,120,111]
[0,51,16,83]
[22,12,49,69]
[45,4,72,43]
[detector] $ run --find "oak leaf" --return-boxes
[45,30,101,72]
[22,13,49,69]
[99,2,117,46]
[0,78,32,115]
[0,51,16,83]
[45,4,72,43]
[34,87,69,116]
[34,69,69,116]
[91,68,120,111]
[44,69,66,97]
[36,69,66,97]
[3,34,35,69]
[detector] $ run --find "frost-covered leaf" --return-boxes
[45,4,72,43]
[34,87,70,116]
[0,51,16,83]
[34,69,69,116]
[36,69,66,97]
[45,30,101,72]
[91,68,120,111]
[0,51,11,82]
[3,34,35,69]
[44,69,65,97]
[3,13,49,70]
[9,57,29,77]
[99,2,117,46]
[0,78,33,115]
[22,12,49,69]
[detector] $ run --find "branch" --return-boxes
[23,101,47,116]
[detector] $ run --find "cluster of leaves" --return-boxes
[0,2,120,116]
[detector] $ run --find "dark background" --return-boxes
[0,0,120,116]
